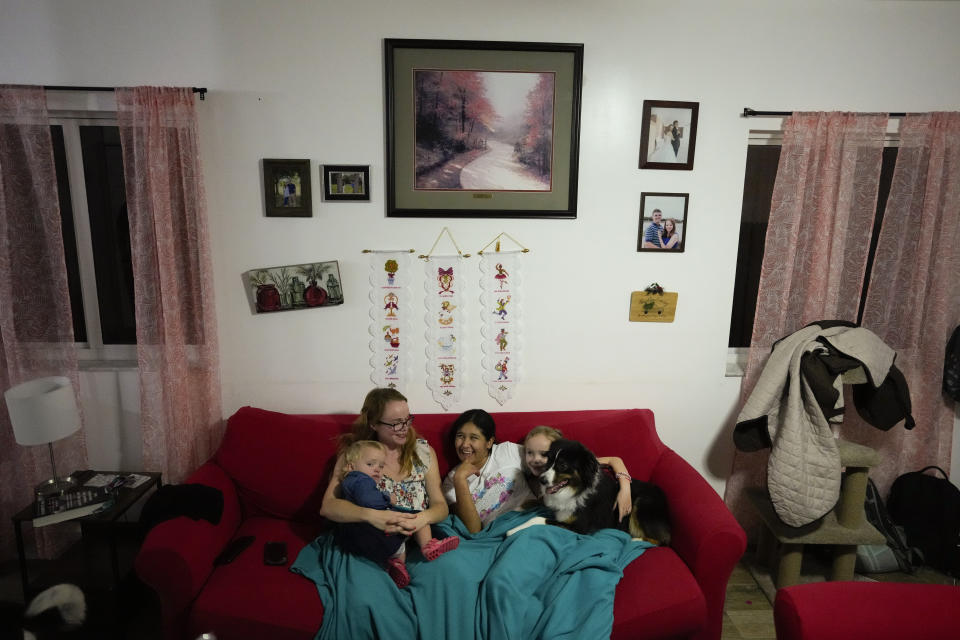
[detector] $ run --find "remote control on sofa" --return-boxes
[214,535,255,565]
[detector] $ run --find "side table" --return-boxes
[11,469,162,601]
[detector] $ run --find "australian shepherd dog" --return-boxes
[509,439,671,544]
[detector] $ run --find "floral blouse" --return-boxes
[376,438,431,511]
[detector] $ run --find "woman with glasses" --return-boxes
[320,388,458,585]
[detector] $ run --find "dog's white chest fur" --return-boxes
[543,486,579,522]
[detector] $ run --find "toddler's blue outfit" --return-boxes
[334,471,416,565]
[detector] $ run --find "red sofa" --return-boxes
[135,407,746,640]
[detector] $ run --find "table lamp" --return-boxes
[4,376,81,497]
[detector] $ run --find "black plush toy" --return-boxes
[0,584,85,640]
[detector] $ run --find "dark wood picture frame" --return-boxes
[637,192,689,252]
[384,38,584,219]
[638,100,699,171]
[263,158,312,217]
[323,164,370,201]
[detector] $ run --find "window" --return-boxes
[727,131,899,374]
[48,96,136,362]
[728,144,781,350]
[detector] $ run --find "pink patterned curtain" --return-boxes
[839,113,960,497]
[723,112,887,534]
[0,85,86,560]
[117,87,223,484]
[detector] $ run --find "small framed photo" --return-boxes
[637,192,688,252]
[323,164,370,201]
[638,100,699,170]
[263,159,312,217]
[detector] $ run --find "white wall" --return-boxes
[3,0,959,493]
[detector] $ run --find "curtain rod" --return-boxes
[44,85,208,100]
[742,107,905,118]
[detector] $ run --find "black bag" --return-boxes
[857,478,919,573]
[887,466,960,577]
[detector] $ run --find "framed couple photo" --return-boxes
[638,100,699,170]
[637,192,688,253]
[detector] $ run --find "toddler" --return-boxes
[334,440,458,587]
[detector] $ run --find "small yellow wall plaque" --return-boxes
[629,291,678,322]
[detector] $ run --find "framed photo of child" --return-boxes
[323,164,371,202]
[263,158,312,217]
[637,192,688,253]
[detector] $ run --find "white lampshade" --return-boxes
[5,376,81,446]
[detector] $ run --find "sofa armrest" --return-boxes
[134,461,242,640]
[651,449,746,640]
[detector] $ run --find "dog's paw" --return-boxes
[506,516,547,536]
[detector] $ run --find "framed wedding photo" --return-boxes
[263,158,312,217]
[384,38,584,219]
[637,192,688,252]
[323,164,370,201]
[638,100,699,170]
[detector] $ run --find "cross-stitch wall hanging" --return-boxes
[478,234,527,405]
[424,255,466,409]
[367,250,413,390]
[420,227,470,409]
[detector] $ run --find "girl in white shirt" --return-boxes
[442,409,533,533]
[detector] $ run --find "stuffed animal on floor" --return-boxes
[0,583,85,640]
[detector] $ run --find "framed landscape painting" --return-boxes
[385,38,584,219]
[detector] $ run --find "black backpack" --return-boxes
[887,466,960,577]
[857,478,919,573]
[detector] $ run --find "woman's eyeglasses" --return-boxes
[378,416,414,432]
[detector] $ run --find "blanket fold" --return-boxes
[292,508,651,640]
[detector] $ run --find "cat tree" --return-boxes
[748,439,885,587]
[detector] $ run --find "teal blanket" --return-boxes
[292,509,652,640]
